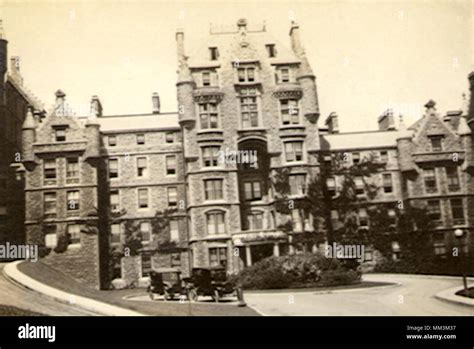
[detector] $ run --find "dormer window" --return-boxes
[276,67,291,83]
[55,128,66,142]
[266,44,276,58]
[209,47,219,61]
[202,72,211,86]
[237,67,256,83]
[429,136,443,151]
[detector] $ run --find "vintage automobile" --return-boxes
[185,266,246,306]
[147,268,186,301]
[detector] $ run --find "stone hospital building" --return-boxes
[3,19,474,289]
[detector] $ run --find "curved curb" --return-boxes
[435,285,474,307]
[4,261,145,316]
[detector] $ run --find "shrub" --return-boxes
[233,252,361,290]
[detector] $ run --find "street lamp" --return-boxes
[454,229,469,294]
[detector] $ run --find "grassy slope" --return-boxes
[17,261,258,316]
[0,305,44,316]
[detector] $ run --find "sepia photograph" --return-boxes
[0,0,473,345]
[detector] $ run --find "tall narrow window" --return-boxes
[67,190,80,211]
[280,68,290,83]
[111,224,121,244]
[110,190,120,211]
[427,200,441,222]
[137,157,147,177]
[204,179,223,200]
[285,141,303,162]
[67,224,81,246]
[109,159,119,179]
[141,254,152,277]
[207,211,225,235]
[280,99,299,125]
[140,222,151,243]
[240,88,259,128]
[247,212,264,230]
[446,166,460,191]
[433,232,446,256]
[326,177,336,197]
[355,176,364,195]
[450,198,465,223]
[138,188,149,209]
[167,187,177,207]
[166,156,176,175]
[202,72,211,86]
[43,159,57,184]
[170,220,179,241]
[44,225,57,248]
[359,208,368,227]
[199,103,219,129]
[266,44,276,58]
[382,173,393,193]
[43,192,57,216]
[209,47,219,60]
[244,181,262,201]
[66,158,79,184]
[423,168,437,193]
[352,152,360,164]
[289,174,306,195]
[202,146,220,167]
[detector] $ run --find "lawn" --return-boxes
[17,261,259,316]
[0,305,44,316]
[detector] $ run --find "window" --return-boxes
[359,208,368,227]
[209,247,227,267]
[247,212,264,230]
[433,232,446,257]
[207,211,225,235]
[209,47,219,60]
[138,188,149,209]
[167,187,177,207]
[266,44,276,58]
[326,177,336,197]
[110,190,120,211]
[285,141,303,162]
[430,136,443,151]
[446,166,460,191]
[240,88,259,128]
[171,252,181,267]
[382,173,393,193]
[330,210,340,229]
[137,157,147,177]
[137,134,145,145]
[169,220,179,241]
[55,128,66,142]
[202,146,220,167]
[450,198,465,223]
[108,135,117,147]
[237,66,256,83]
[355,176,364,195]
[141,254,152,277]
[291,209,303,231]
[323,154,333,167]
[280,68,290,83]
[352,152,360,164]
[289,174,306,195]
[280,99,299,125]
[44,192,57,215]
[109,159,119,179]
[166,156,176,175]
[67,190,80,211]
[199,103,219,129]
[202,72,211,86]
[140,222,151,243]
[244,181,262,201]
[66,158,79,184]
[388,209,397,226]
[111,224,121,244]
[380,151,388,163]
[423,168,437,193]
[44,226,57,248]
[391,241,401,260]
[43,159,57,184]
[427,200,441,222]
[67,224,81,246]
[204,179,223,200]
[165,132,174,143]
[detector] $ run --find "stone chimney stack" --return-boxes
[55,89,66,117]
[152,92,160,114]
[325,112,339,134]
[378,109,396,131]
[90,95,102,117]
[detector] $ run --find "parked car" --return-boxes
[147,268,186,301]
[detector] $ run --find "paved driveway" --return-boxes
[245,274,474,316]
[0,263,95,316]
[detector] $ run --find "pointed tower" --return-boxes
[84,95,101,160]
[176,28,196,128]
[22,107,36,165]
[289,21,319,123]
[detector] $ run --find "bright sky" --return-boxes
[1,0,473,131]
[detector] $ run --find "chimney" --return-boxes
[325,112,339,134]
[55,89,66,117]
[152,92,160,114]
[90,95,102,117]
[378,109,395,131]
[289,21,303,56]
[10,56,23,85]
[443,110,462,123]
